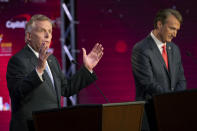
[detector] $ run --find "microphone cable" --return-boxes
[72,60,110,103]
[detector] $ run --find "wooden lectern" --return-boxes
[147,89,197,131]
[33,101,145,131]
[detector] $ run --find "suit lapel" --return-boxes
[167,43,173,78]
[23,45,38,69]
[47,56,61,99]
[148,36,170,77]
[47,56,57,88]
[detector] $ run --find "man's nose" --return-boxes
[45,32,49,38]
[173,30,177,37]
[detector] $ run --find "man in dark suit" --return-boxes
[6,14,104,131]
[131,9,186,130]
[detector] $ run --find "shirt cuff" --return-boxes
[36,68,44,81]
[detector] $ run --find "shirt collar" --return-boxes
[27,44,39,58]
[150,31,166,50]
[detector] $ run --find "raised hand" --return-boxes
[36,43,52,74]
[82,43,104,72]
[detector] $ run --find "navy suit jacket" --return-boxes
[132,35,186,100]
[6,45,96,131]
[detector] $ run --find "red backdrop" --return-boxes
[0,1,61,131]
[77,0,197,104]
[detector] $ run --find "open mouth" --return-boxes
[168,36,173,40]
[42,41,50,45]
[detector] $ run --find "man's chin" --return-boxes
[166,39,172,43]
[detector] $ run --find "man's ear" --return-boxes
[157,21,163,30]
[26,32,31,41]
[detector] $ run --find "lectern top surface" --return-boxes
[103,101,145,107]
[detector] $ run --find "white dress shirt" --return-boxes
[150,31,166,54]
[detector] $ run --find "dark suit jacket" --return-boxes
[6,45,96,131]
[132,35,186,101]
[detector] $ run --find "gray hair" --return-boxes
[25,14,53,42]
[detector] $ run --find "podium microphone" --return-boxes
[63,45,110,103]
